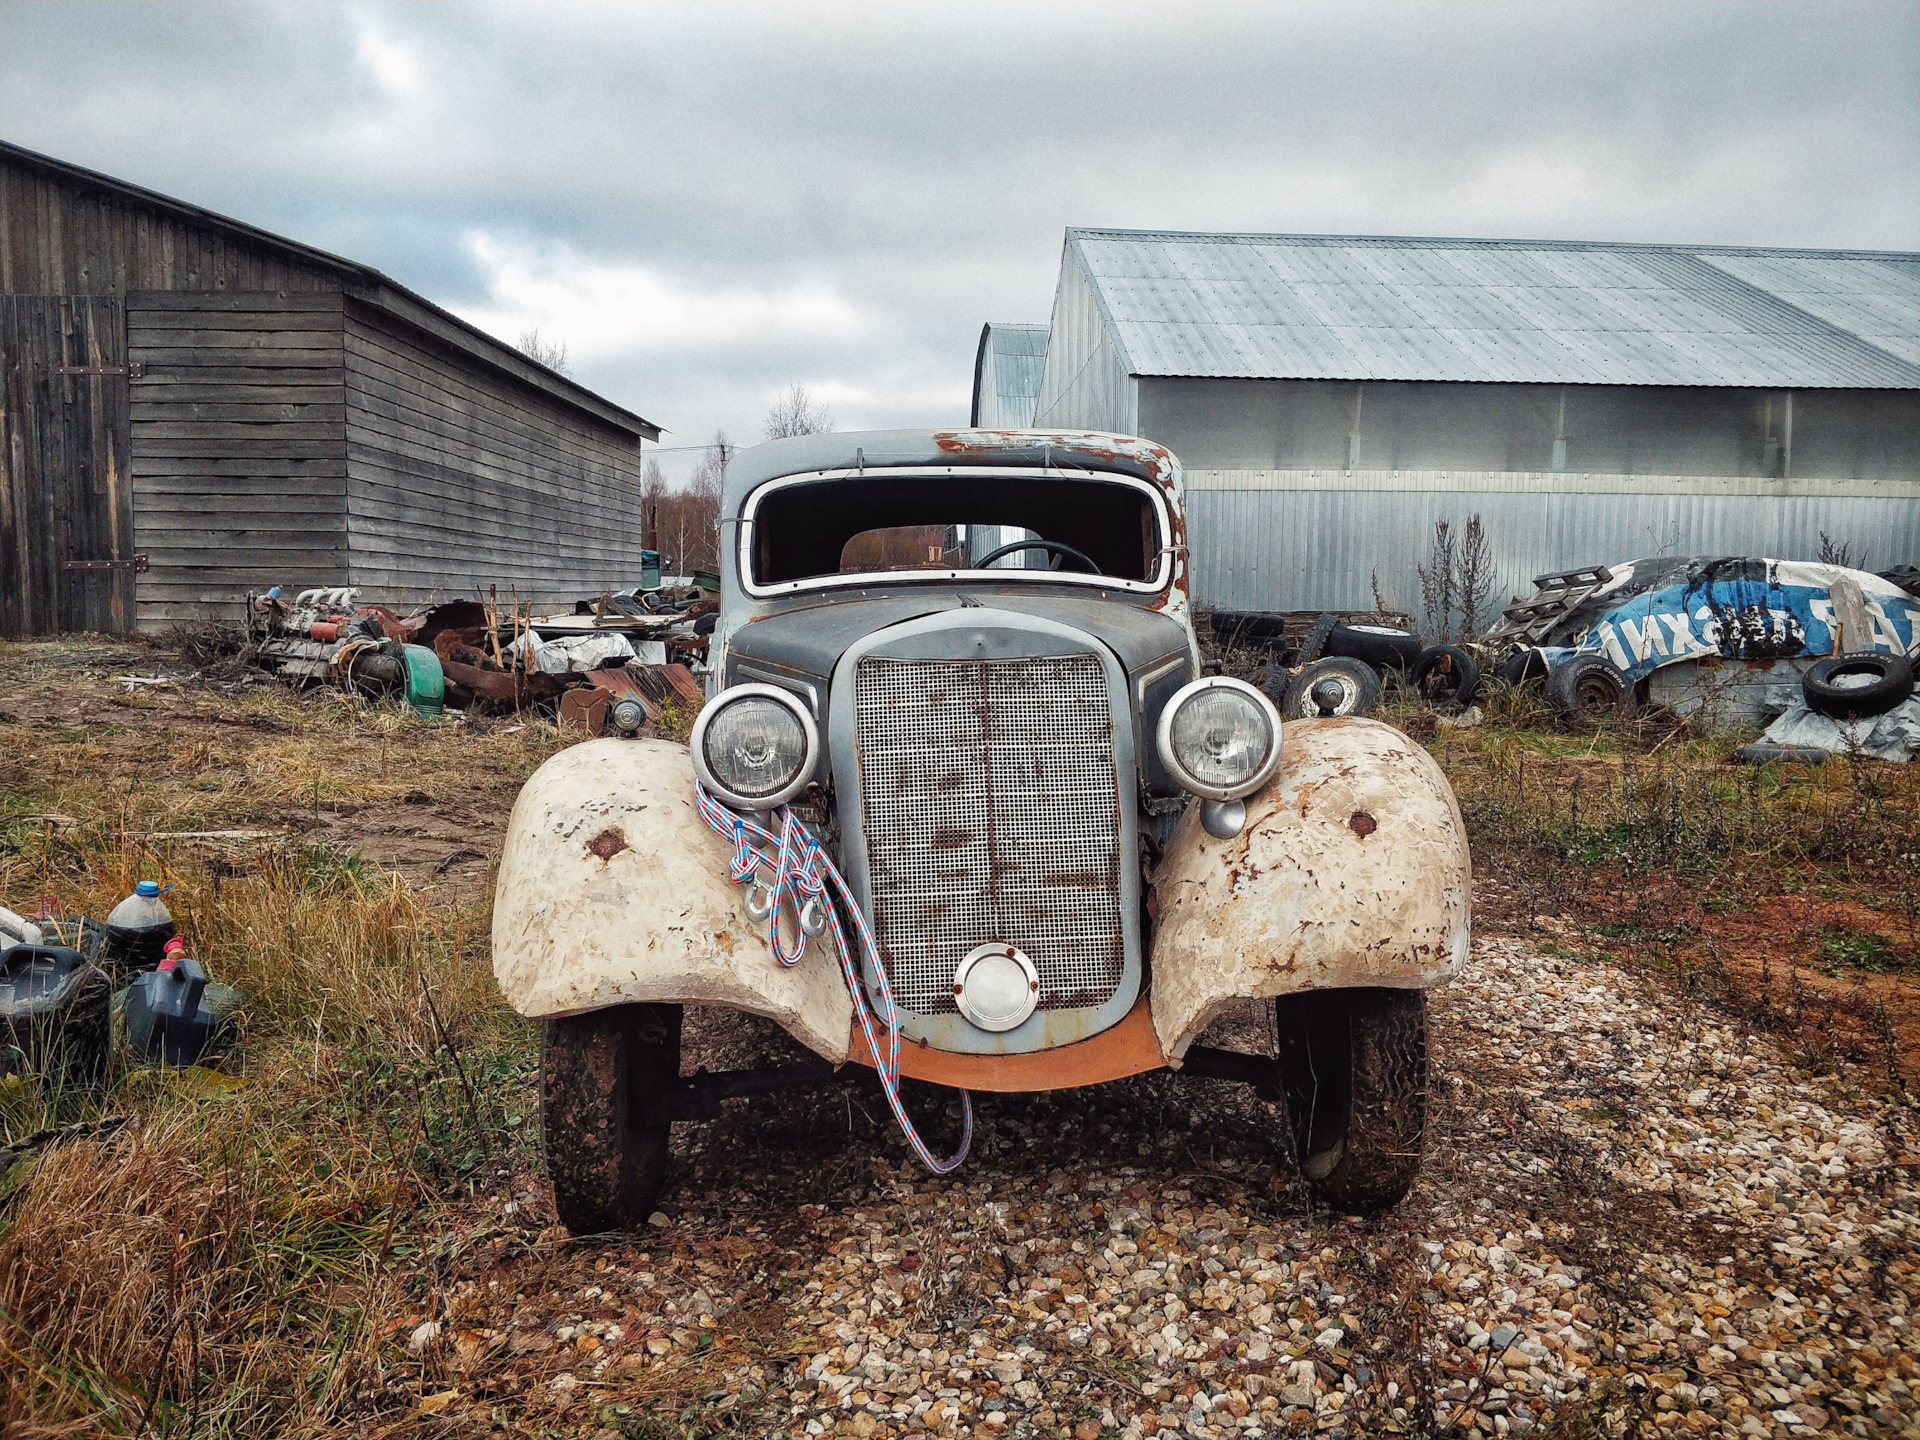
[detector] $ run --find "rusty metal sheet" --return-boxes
[1148,716,1472,1061]
[845,992,1166,1092]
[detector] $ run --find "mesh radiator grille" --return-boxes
[854,652,1125,1018]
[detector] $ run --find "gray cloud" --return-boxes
[3,0,1914,470]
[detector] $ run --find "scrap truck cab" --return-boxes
[493,430,1471,1231]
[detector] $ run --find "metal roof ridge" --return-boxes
[1060,225,1919,263]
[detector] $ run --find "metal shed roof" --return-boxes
[1066,229,1919,389]
[970,322,1049,425]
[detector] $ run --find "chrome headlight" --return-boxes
[1155,676,1282,801]
[690,683,818,809]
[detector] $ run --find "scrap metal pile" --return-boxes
[247,584,711,730]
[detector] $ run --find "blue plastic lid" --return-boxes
[135,880,161,897]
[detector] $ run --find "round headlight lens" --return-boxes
[692,685,818,808]
[1156,677,1281,800]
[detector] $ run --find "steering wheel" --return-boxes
[973,539,1103,575]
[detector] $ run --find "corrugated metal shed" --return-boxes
[970,323,1049,426]
[1066,229,1919,389]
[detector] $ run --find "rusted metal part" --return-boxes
[492,738,852,1062]
[924,430,1192,618]
[1148,716,1472,1062]
[415,599,490,646]
[845,991,1166,1093]
[560,687,612,736]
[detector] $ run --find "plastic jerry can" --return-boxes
[123,939,240,1066]
[0,944,111,1085]
[101,880,176,975]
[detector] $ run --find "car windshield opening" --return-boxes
[750,474,1161,587]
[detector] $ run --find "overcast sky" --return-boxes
[3,1,1915,478]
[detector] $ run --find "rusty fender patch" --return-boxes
[586,826,629,862]
[1349,810,1377,837]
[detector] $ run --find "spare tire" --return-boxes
[1296,613,1339,666]
[1326,623,1424,671]
[1802,652,1915,719]
[1411,645,1482,708]
[1547,655,1635,722]
[1497,649,1549,688]
[1279,657,1383,719]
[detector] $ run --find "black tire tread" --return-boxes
[1296,613,1339,666]
[1412,645,1484,708]
[1802,652,1915,719]
[542,1003,680,1234]
[1273,987,1427,1212]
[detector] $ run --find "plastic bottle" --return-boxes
[101,880,176,974]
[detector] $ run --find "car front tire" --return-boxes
[542,1002,681,1234]
[1272,987,1427,1212]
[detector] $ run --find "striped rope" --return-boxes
[693,783,973,1173]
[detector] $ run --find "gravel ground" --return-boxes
[414,940,1918,1440]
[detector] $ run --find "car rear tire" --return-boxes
[1278,657,1382,719]
[1411,645,1483,707]
[1327,623,1425,671]
[542,1002,681,1234]
[1802,652,1914,719]
[1547,655,1635,722]
[1271,987,1427,1212]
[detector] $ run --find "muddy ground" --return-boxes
[1,639,1916,1440]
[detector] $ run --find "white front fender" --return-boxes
[1149,717,1472,1060]
[490,739,852,1062]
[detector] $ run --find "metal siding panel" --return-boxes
[1184,477,1918,614]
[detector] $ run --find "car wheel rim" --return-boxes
[1573,671,1622,713]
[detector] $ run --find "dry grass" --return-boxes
[1415,678,1920,1087]
[0,640,558,1434]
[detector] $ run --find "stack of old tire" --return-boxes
[1262,613,1481,719]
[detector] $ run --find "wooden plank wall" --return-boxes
[127,292,349,624]
[0,157,345,296]
[0,295,135,636]
[343,299,644,609]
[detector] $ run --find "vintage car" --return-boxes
[493,430,1471,1232]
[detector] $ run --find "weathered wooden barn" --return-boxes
[0,140,660,637]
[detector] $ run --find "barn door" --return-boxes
[1,295,137,637]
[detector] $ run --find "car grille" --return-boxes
[853,651,1126,1018]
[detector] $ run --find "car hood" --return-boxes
[725,590,1193,682]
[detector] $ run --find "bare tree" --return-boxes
[764,383,833,440]
[516,327,572,377]
[1416,518,1457,643]
[640,456,667,552]
[1455,514,1495,640]
[1819,531,1864,570]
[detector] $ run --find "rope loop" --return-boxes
[693,783,972,1173]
